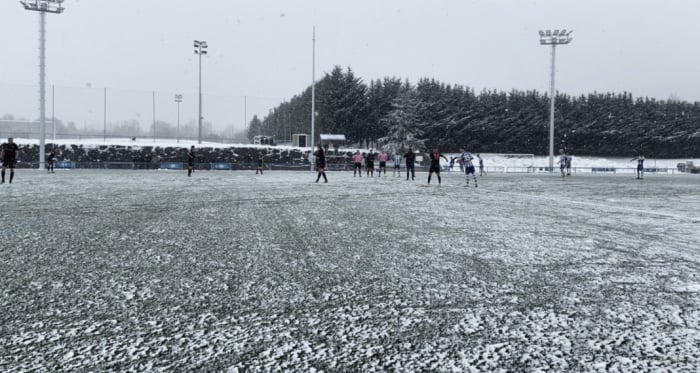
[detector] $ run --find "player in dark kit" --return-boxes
[365,148,375,177]
[631,155,645,179]
[427,148,448,185]
[404,148,416,180]
[255,152,265,175]
[187,146,196,177]
[1,137,19,184]
[47,150,57,173]
[314,144,328,183]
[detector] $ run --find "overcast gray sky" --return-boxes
[2,0,699,135]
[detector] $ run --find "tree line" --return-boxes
[249,66,700,157]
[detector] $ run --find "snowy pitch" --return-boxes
[1,170,699,371]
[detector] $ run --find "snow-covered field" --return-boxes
[1,169,699,371]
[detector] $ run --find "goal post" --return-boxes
[480,153,536,173]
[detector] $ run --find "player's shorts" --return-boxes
[393,164,400,169]
[429,164,441,173]
[379,161,386,168]
[1,157,16,167]
[366,161,374,169]
[465,166,476,175]
[354,162,362,169]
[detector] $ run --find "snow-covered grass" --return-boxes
[1,169,699,371]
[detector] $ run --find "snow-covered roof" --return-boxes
[320,134,346,141]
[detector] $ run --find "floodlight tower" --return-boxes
[174,94,183,143]
[539,29,573,172]
[194,40,208,144]
[21,0,65,170]
[310,27,316,171]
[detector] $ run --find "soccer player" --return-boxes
[187,145,196,177]
[631,155,645,179]
[457,148,478,187]
[47,149,57,173]
[352,150,363,177]
[314,144,328,183]
[404,148,416,180]
[392,152,401,177]
[1,137,19,184]
[557,149,567,178]
[255,152,265,175]
[565,151,572,176]
[477,153,485,176]
[427,148,448,185]
[366,148,375,177]
[377,150,388,177]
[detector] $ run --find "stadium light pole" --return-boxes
[174,94,182,143]
[194,40,207,145]
[310,26,316,171]
[539,29,572,172]
[21,0,65,170]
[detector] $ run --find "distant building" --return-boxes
[292,133,309,147]
[253,135,275,145]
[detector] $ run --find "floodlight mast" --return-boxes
[21,0,65,170]
[194,40,208,145]
[539,29,573,172]
[174,94,183,143]
[310,27,316,171]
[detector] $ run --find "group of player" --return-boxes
[557,149,574,177]
[350,148,417,180]
[346,147,484,187]
[557,148,646,180]
[426,148,483,187]
[185,145,647,183]
[0,136,649,185]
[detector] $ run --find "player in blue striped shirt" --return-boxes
[457,148,478,187]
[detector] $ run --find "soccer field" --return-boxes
[1,169,699,371]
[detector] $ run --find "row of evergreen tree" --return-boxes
[248,66,699,157]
